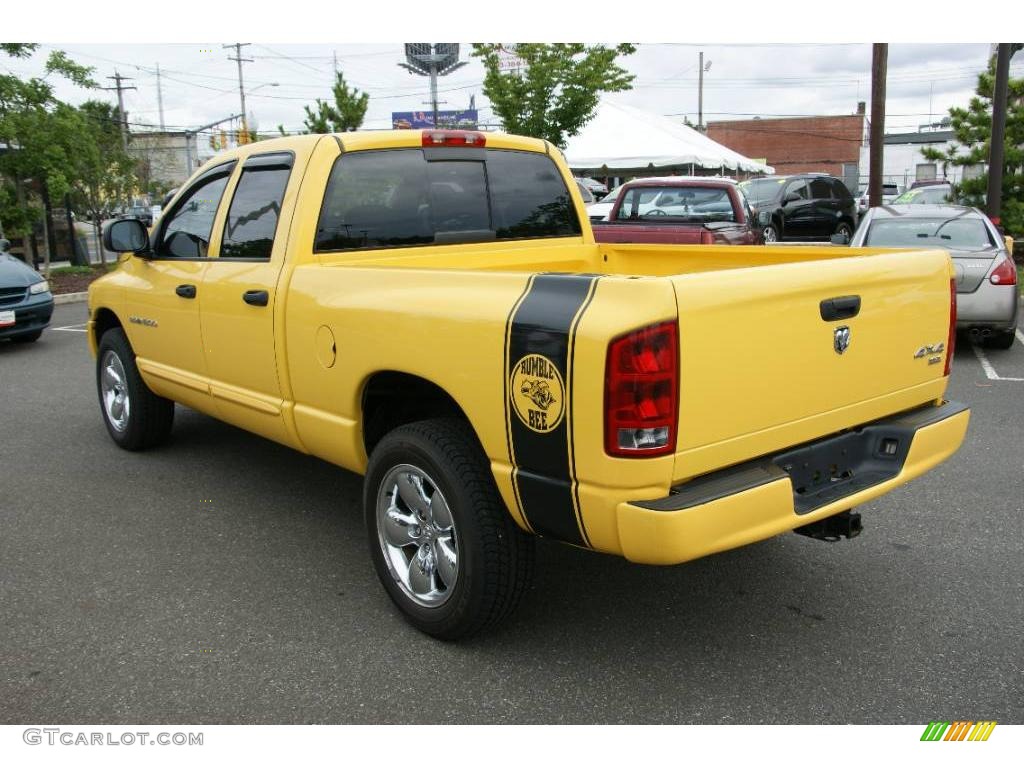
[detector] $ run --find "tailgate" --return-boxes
[669,248,953,477]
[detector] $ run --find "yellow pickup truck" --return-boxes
[89,129,969,638]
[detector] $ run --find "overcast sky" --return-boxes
[5,42,1021,151]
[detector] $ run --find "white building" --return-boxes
[858,128,985,192]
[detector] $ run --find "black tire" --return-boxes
[96,327,174,450]
[364,417,535,640]
[835,221,854,239]
[984,329,1016,350]
[12,329,43,343]
[763,222,780,243]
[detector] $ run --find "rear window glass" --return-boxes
[315,148,581,252]
[865,217,995,249]
[614,185,736,223]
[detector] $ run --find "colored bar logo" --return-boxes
[920,721,997,741]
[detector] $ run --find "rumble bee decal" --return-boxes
[510,353,565,434]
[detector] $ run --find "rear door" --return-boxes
[809,178,838,238]
[199,151,296,443]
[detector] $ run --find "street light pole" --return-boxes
[868,43,888,209]
[224,44,253,143]
[985,43,1022,227]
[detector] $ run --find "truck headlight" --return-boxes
[29,280,50,295]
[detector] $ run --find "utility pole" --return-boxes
[102,71,137,151]
[868,44,888,209]
[698,51,704,132]
[224,43,253,144]
[986,43,1022,227]
[333,49,338,75]
[156,63,166,130]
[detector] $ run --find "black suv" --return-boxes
[740,174,857,243]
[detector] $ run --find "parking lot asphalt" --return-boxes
[2,302,1022,725]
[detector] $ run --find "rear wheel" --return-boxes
[834,221,853,240]
[364,418,535,639]
[984,329,1016,350]
[96,327,174,450]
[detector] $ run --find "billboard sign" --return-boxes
[392,110,478,130]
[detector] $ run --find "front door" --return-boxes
[199,151,295,445]
[126,162,236,411]
[780,179,814,239]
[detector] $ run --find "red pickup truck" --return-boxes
[591,177,764,245]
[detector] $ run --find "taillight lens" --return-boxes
[421,130,486,148]
[944,277,956,377]
[605,321,679,457]
[989,257,1017,285]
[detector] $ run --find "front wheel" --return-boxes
[364,418,535,640]
[96,327,175,450]
[763,223,779,243]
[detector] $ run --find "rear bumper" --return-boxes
[956,281,1018,329]
[615,401,970,565]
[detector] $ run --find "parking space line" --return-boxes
[1016,328,1024,347]
[52,323,88,333]
[971,343,1024,382]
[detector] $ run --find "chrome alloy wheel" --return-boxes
[100,350,130,432]
[375,464,459,608]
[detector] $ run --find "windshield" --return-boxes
[892,186,953,205]
[615,185,737,223]
[865,217,995,249]
[598,185,623,204]
[739,178,784,205]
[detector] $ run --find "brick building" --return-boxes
[128,131,201,188]
[707,104,867,190]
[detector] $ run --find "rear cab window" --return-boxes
[615,185,738,223]
[315,148,581,252]
[221,153,294,260]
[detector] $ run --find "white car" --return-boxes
[856,182,902,215]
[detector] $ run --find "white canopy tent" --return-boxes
[564,100,774,176]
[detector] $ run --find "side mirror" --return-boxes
[830,233,850,246]
[783,193,800,205]
[103,218,150,255]
[756,210,772,226]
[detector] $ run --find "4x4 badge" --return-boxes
[834,326,851,355]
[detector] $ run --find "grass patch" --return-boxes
[49,264,116,276]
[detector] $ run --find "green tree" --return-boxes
[471,43,637,148]
[73,100,138,264]
[302,71,369,133]
[0,44,98,270]
[921,57,1024,236]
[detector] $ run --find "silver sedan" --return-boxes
[850,204,1019,349]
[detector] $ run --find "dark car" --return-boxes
[0,240,54,343]
[740,173,857,243]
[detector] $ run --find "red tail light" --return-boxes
[944,277,956,377]
[605,321,679,457]
[421,130,486,148]
[989,257,1017,285]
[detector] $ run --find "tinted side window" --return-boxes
[221,166,291,260]
[831,179,853,201]
[157,172,231,258]
[315,148,581,252]
[809,179,832,199]
[486,150,580,238]
[785,180,809,200]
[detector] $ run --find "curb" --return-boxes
[53,292,89,305]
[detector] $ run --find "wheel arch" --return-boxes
[360,370,485,459]
[91,307,124,355]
